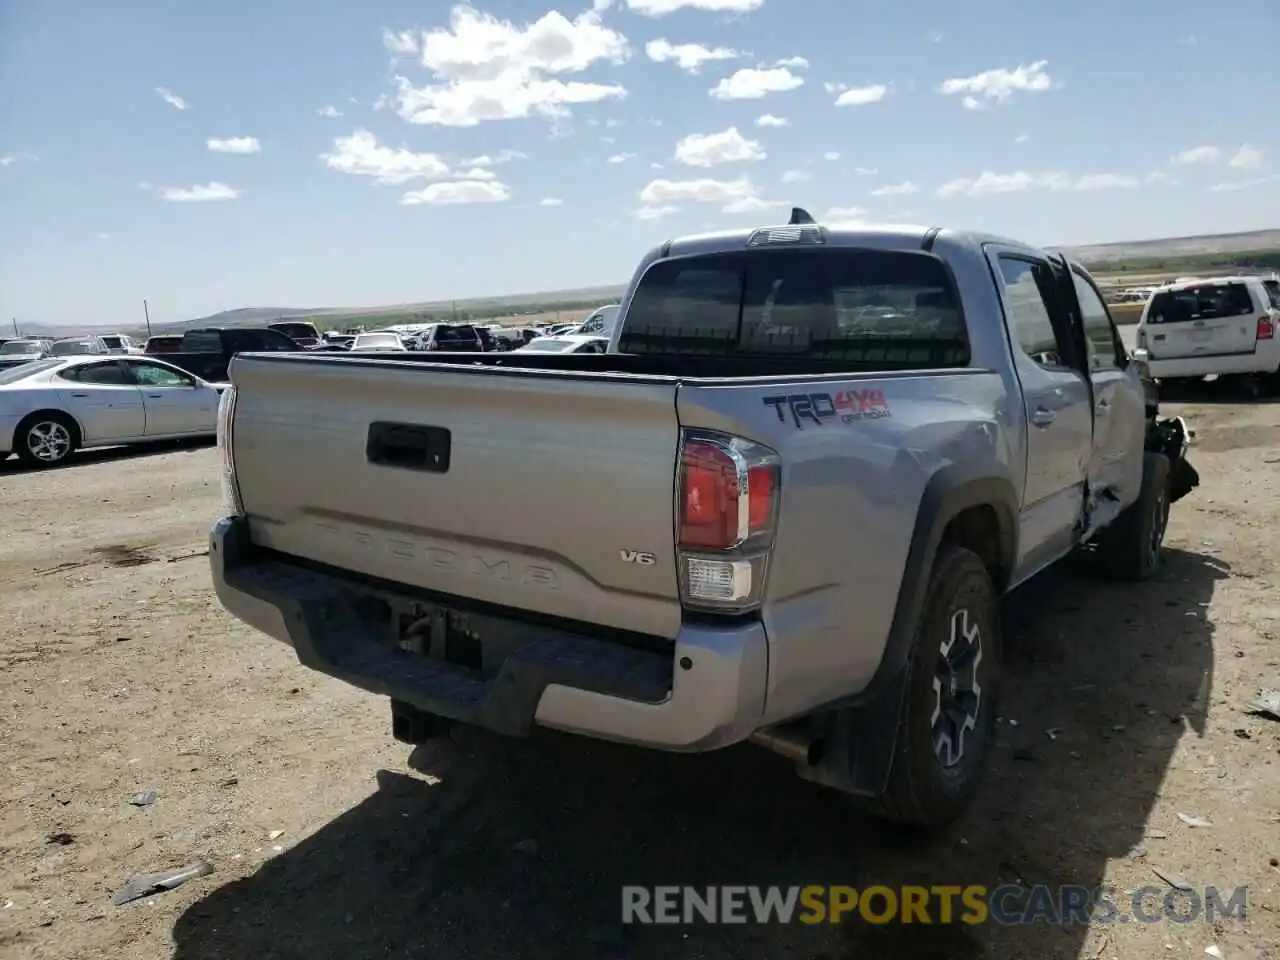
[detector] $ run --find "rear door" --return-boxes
[985,248,1093,578]
[1070,269,1146,507]
[123,359,219,435]
[53,360,146,442]
[1142,280,1260,360]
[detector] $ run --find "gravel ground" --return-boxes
[0,396,1277,960]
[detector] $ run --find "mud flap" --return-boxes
[792,667,908,798]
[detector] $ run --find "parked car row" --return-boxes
[329,306,621,356]
[0,304,621,466]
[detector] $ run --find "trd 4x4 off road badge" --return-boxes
[762,389,891,429]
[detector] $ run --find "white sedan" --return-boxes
[0,356,223,467]
[513,334,610,354]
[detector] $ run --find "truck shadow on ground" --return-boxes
[0,437,215,473]
[172,547,1224,960]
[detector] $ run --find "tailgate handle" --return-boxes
[367,422,451,473]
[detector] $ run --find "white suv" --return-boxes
[1133,274,1280,389]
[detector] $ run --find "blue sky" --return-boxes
[1,0,1276,328]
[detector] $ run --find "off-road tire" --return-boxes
[14,411,80,467]
[856,544,1001,831]
[1094,452,1170,581]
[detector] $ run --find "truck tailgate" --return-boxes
[229,356,684,639]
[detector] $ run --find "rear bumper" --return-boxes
[1133,347,1276,378]
[209,516,768,752]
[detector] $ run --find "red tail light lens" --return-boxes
[747,463,775,529]
[1257,316,1274,340]
[679,442,739,549]
[678,434,779,551]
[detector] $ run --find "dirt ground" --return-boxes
[1,394,1278,960]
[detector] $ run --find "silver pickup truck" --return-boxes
[209,211,1198,829]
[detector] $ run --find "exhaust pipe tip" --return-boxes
[750,725,823,767]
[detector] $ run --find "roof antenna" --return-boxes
[788,206,816,225]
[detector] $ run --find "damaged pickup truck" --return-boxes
[209,211,1198,829]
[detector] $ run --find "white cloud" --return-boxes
[709,66,804,100]
[454,166,499,180]
[1208,173,1280,193]
[773,56,809,69]
[1171,145,1220,164]
[824,206,866,220]
[155,87,189,110]
[607,152,636,163]
[936,169,1143,197]
[1075,173,1139,190]
[823,151,840,161]
[870,181,918,197]
[645,39,740,73]
[321,129,450,183]
[539,197,564,206]
[722,196,787,214]
[461,149,527,166]
[207,136,261,154]
[98,232,112,240]
[1228,144,1263,169]
[382,29,420,56]
[401,179,512,205]
[1146,170,1178,186]
[640,176,756,211]
[0,156,14,167]
[827,83,889,107]
[936,61,1053,108]
[393,7,629,127]
[158,182,239,203]
[756,113,787,127]
[624,0,764,15]
[674,126,765,167]
[317,105,343,118]
[1015,133,1030,143]
[854,167,877,175]
[634,204,681,220]
[780,169,809,184]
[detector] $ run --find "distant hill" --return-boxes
[1054,228,1280,264]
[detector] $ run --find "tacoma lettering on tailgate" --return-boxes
[312,520,560,589]
[762,389,891,429]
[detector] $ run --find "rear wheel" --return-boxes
[1094,451,1170,581]
[857,544,1001,830]
[15,412,79,467]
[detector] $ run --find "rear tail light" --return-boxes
[676,430,780,614]
[1257,316,1274,340]
[216,385,244,516]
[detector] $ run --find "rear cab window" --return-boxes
[1263,279,1280,310]
[618,248,969,367]
[1145,282,1258,324]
